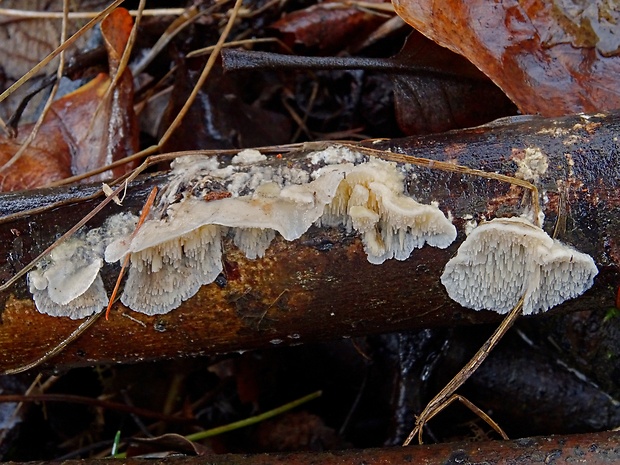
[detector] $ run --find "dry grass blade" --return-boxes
[186,37,281,58]
[403,296,525,445]
[1,312,103,375]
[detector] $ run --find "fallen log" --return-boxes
[14,430,620,465]
[0,111,618,372]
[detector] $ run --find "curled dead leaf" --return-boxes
[0,7,139,191]
[392,0,620,115]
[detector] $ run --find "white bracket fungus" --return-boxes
[319,160,457,264]
[441,217,598,315]
[105,146,457,315]
[28,239,107,320]
[27,213,137,319]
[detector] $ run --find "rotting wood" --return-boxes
[12,430,620,465]
[0,111,618,372]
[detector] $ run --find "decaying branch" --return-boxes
[0,111,618,372]
[16,430,620,465]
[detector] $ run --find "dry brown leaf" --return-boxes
[392,32,516,134]
[392,0,620,116]
[0,7,138,191]
[0,0,109,121]
[66,6,138,179]
[270,0,389,53]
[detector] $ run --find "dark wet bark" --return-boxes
[0,111,618,372]
[12,430,620,465]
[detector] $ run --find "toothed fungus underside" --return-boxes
[27,213,138,319]
[440,217,598,315]
[103,147,457,315]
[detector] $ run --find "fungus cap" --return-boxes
[441,217,598,314]
[27,212,138,319]
[120,225,223,315]
[27,239,107,319]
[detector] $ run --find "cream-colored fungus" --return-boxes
[441,217,598,315]
[105,146,456,314]
[28,212,137,319]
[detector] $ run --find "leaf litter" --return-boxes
[0,0,614,460]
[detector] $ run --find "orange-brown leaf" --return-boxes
[0,133,71,191]
[392,0,620,116]
[101,7,134,75]
[271,0,388,53]
[47,69,138,179]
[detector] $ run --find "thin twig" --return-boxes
[0,8,186,19]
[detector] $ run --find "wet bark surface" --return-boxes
[9,430,620,465]
[0,111,617,372]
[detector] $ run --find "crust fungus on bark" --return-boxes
[0,111,618,371]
